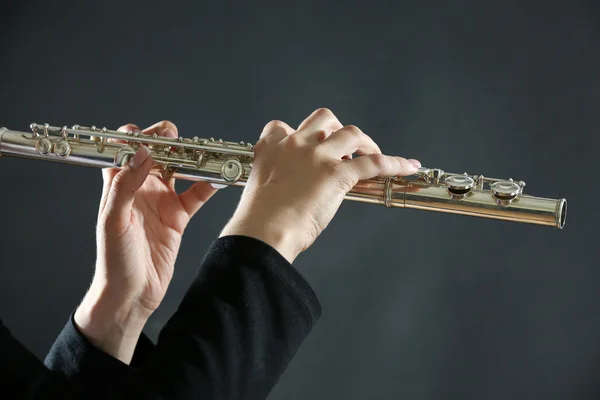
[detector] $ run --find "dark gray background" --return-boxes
[1,0,598,398]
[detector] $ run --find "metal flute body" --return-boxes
[0,124,567,229]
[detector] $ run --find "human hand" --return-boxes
[75,121,218,363]
[220,108,420,263]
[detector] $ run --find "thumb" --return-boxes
[102,147,152,232]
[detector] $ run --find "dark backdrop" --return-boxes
[1,1,599,399]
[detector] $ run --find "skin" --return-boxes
[74,108,421,365]
[75,121,217,364]
[220,108,421,263]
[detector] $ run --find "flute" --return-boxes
[0,123,567,229]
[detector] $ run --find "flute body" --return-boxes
[0,123,567,229]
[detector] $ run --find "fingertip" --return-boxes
[195,180,219,193]
[392,156,419,176]
[407,158,421,168]
[408,159,421,167]
[179,181,220,217]
[117,123,140,133]
[129,147,152,170]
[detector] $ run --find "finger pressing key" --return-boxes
[345,154,420,182]
[99,123,142,214]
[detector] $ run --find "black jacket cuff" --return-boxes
[44,312,155,383]
[204,235,322,325]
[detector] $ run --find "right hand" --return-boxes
[220,108,421,263]
[75,121,218,364]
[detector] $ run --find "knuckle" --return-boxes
[118,123,138,132]
[260,120,289,140]
[253,138,267,154]
[342,124,363,138]
[314,107,334,118]
[370,153,390,170]
[158,120,178,133]
[263,119,286,132]
[395,157,408,169]
[315,129,328,141]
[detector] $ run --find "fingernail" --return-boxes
[129,147,151,169]
[408,159,421,169]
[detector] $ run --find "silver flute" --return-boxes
[0,123,567,229]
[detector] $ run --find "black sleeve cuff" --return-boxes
[44,312,155,384]
[130,327,155,368]
[203,235,322,325]
[44,313,131,386]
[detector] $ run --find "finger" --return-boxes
[101,147,153,232]
[142,120,178,138]
[118,123,141,132]
[295,108,343,142]
[343,154,420,182]
[404,186,422,193]
[99,168,119,215]
[406,158,421,168]
[113,123,141,143]
[178,181,219,218]
[142,121,178,187]
[297,108,344,133]
[97,123,141,214]
[258,120,295,143]
[321,125,382,158]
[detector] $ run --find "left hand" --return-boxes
[75,120,218,363]
[220,109,420,263]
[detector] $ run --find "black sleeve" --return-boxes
[0,318,74,399]
[1,316,156,399]
[43,313,156,389]
[45,235,322,399]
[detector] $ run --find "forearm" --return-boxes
[44,236,320,399]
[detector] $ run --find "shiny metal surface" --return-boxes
[0,123,568,228]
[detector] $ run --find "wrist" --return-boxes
[220,216,301,263]
[74,280,151,364]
